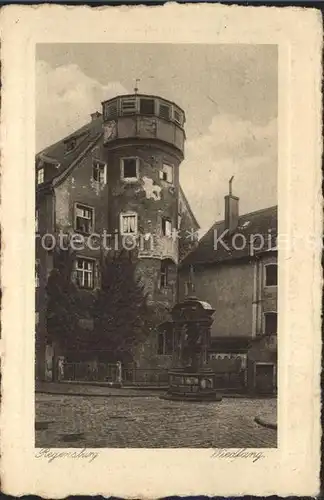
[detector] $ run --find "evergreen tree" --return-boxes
[46,248,83,352]
[93,251,152,363]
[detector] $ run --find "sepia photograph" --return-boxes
[0,4,321,497]
[35,42,278,449]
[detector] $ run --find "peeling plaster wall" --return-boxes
[105,143,181,264]
[54,146,109,263]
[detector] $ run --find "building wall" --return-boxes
[35,192,55,379]
[179,261,254,338]
[253,254,278,336]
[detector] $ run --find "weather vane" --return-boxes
[134,78,140,94]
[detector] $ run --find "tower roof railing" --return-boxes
[101,93,186,127]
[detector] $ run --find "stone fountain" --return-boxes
[162,297,222,402]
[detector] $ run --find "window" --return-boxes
[157,333,165,355]
[121,157,139,181]
[264,312,277,335]
[159,103,171,120]
[75,258,94,289]
[120,212,138,235]
[35,209,39,232]
[35,260,40,288]
[93,160,107,184]
[265,263,278,287]
[140,98,155,115]
[121,97,137,115]
[104,100,118,119]
[160,261,169,288]
[159,163,173,183]
[37,168,44,185]
[65,138,77,153]
[173,108,183,125]
[75,204,94,234]
[157,329,173,355]
[162,217,172,237]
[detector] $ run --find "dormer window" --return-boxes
[265,263,278,287]
[93,160,107,185]
[121,157,139,182]
[160,260,169,288]
[140,98,155,115]
[37,168,44,185]
[264,312,277,335]
[65,138,77,153]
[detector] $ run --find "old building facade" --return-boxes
[179,193,278,394]
[35,93,199,380]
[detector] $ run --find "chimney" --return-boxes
[90,111,102,121]
[224,176,239,233]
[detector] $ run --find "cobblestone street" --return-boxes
[36,394,277,448]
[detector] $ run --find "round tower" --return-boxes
[101,93,186,359]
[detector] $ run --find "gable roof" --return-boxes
[179,186,200,229]
[181,205,278,267]
[36,115,103,186]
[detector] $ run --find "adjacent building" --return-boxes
[179,191,278,394]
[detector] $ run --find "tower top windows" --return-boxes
[102,94,185,127]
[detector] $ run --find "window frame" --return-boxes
[158,101,171,120]
[120,157,139,182]
[74,203,95,235]
[159,163,174,184]
[263,311,278,336]
[160,260,169,288]
[37,168,44,185]
[92,160,107,185]
[104,100,118,120]
[139,97,156,116]
[65,138,77,154]
[264,263,278,287]
[157,329,173,355]
[120,211,138,236]
[75,257,95,290]
[161,217,172,237]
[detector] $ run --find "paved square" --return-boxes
[36,394,277,448]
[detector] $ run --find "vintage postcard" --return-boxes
[0,4,322,497]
